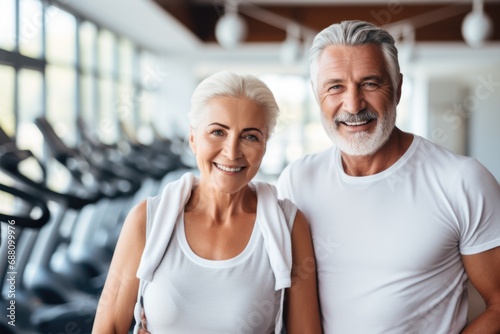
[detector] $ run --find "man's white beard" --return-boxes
[321,104,397,156]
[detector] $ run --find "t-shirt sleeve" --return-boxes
[455,158,500,255]
[276,163,294,202]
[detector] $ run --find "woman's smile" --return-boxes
[214,162,245,173]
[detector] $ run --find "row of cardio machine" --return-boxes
[0,117,195,333]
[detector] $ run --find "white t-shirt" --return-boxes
[143,212,280,334]
[277,135,500,334]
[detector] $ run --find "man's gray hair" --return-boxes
[309,20,400,97]
[189,71,279,139]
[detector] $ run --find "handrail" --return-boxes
[0,183,51,229]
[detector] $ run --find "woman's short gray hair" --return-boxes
[309,20,400,97]
[189,71,280,139]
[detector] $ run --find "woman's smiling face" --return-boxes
[189,96,268,194]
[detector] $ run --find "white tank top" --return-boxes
[142,206,292,334]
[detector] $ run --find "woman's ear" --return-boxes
[189,127,196,154]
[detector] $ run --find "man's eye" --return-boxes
[329,85,342,91]
[363,82,378,89]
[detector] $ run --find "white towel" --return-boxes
[136,172,292,289]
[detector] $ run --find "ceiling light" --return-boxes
[215,0,247,49]
[461,0,494,48]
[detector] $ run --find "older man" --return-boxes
[277,20,500,333]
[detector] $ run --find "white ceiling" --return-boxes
[60,0,200,54]
[59,0,500,64]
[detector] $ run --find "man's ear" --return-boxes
[396,73,403,104]
[310,79,320,104]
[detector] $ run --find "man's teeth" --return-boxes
[345,120,369,126]
[216,164,242,172]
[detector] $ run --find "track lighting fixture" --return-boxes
[279,24,302,65]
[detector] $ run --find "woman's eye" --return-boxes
[243,134,259,142]
[211,129,224,136]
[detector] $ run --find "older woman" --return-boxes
[92,71,322,334]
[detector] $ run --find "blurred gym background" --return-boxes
[1,0,499,333]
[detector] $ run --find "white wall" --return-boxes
[155,58,198,138]
[407,44,500,181]
[468,68,500,181]
[427,79,468,155]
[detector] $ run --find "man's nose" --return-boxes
[342,87,366,114]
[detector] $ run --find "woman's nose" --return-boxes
[222,137,242,160]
